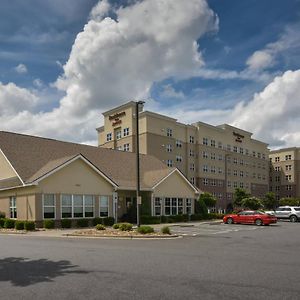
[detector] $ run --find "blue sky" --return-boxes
[0,0,300,147]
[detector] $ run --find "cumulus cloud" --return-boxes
[14,63,28,74]
[0,0,218,142]
[246,51,274,71]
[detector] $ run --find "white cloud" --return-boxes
[14,63,28,74]
[160,84,185,100]
[246,51,274,71]
[89,0,111,20]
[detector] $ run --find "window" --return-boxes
[252,151,256,157]
[203,137,208,145]
[176,155,182,162]
[61,194,95,218]
[9,196,17,219]
[61,194,72,218]
[240,171,244,177]
[218,180,223,187]
[253,173,256,179]
[233,158,238,164]
[262,154,265,160]
[189,136,194,144]
[100,196,109,217]
[190,163,195,171]
[275,156,280,162]
[275,176,280,182]
[165,198,171,215]
[154,198,161,216]
[285,155,292,160]
[286,165,292,171]
[286,175,292,181]
[257,153,261,159]
[167,160,173,167]
[124,143,130,152]
[116,130,122,140]
[211,179,216,186]
[245,149,249,156]
[167,128,173,137]
[43,194,55,219]
[233,170,238,176]
[211,140,215,147]
[240,159,244,165]
[258,174,261,179]
[233,146,237,153]
[116,146,122,151]
[171,198,177,215]
[227,181,231,187]
[218,154,223,161]
[203,178,209,185]
[227,169,231,175]
[275,186,280,191]
[203,151,208,158]
[257,163,261,169]
[176,140,182,148]
[186,199,192,215]
[123,127,129,136]
[166,144,172,152]
[203,165,208,172]
[233,181,238,188]
[239,148,244,154]
[227,156,231,163]
[227,144,231,151]
[190,177,195,185]
[275,166,280,171]
[106,133,112,142]
[189,149,194,157]
[211,166,216,173]
[218,142,222,149]
[286,185,292,191]
[211,153,216,160]
[218,167,223,174]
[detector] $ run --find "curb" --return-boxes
[63,233,180,239]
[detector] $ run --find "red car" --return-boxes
[223,210,277,226]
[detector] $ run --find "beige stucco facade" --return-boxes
[97,101,269,210]
[269,147,300,200]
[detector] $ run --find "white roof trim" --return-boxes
[31,154,118,188]
[0,148,25,186]
[152,168,199,194]
[0,184,35,192]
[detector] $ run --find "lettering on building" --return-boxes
[233,132,244,143]
[109,111,126,126]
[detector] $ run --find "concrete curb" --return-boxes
[63,233,180,240]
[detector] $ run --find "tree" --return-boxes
[262,192,277,210]
[241,197,263,210]
[195,196,208,215]
[233,188,250,208]
[279,197,300,206]
[199,192,217,208]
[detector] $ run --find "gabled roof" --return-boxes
[0,131,176,191]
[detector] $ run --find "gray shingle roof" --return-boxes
[0,131,174,190]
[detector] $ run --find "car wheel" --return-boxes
[255,219,262,226]
[290,215,298,223]
[227,217,234,224]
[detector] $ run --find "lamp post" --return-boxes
[136,100,145,227]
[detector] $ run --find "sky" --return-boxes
[0,0,299,148]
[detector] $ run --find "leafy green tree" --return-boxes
[199,192,217,208]
[279,197,300,206]
[241,197,263,210]
[233,188,250,207]
[195,196,208,215]
[262,192,277,210]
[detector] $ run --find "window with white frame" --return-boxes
[61,194,72,218]
[171,198,177,215]
[218,142,222,149]
[211,179,216,186]
[240,148,244,154]
[190,163,195,171]
[218,167,223,174]
[240,171,244,177]
[124,143,130,152]
[167,160,173,167]
[240,182,244,188]
[240,159,244,165]
[257,152,261,158]
[203,151,208,158]
[43,194,55,219]
[227,181,231,187]
[166,144,172,152]
[190,177,195,185]
[233,146,237,153]
[286,185,292,191]
[100,196,109,217]
[257,174,261,180]
[218,154,223,161]
[211,140,215,147]
[176,140,182,147]
[233,170,238,176]
[116,130,122,140]
[85,195,94,217]
[245,149,249,155]
[227,169,231,175]
[178,198,183,214]
[203,165,208,172]
[154,198,161,216]
[275,156,280,162]
[286,165,292,171]
[218,180,223,187]
[123,127,129,136]
[165,197,171,215]
[211,153,216,160]
[167,128,173,137]
[116,146,122,151]
[233,158,238,164]
[253,173,256,178]
[189,136,194,144]
[203,178,208,185]
[73,195,84,218]
[227,144,231,151]
[233,181,238,188]
[203,137,208,145]
[211,166,216,173]
[106,133,112,142]
[186,199,192,215]
[9,196,17,219]
[189,149,194,157]
[61,194,95,218]
[286,175,292,181]
[176,155,182,162]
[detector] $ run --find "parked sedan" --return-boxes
[223,211,277,226]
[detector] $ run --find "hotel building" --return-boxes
[97,101,269,210]
[269,147,300,200]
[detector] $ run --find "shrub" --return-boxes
[15,220,25,230]
[0,218,5,228]
[76,219,89,228]
[95,224,106,231]
[141,215,161,224]
[161,226,171,235]
[119,222,133,231]
[190,214,205,221]
[4,219,15,229]
[112,223,120,229]
[44,220,55,229]
[0,211,5,219]
[137,225,154,234]
[92,217,102,226]
[24,221,35,231]
[61,219,72,228]
[102,217,115,226]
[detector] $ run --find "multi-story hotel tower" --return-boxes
[97,101,269,210]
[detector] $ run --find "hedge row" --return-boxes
[0,218,35,231]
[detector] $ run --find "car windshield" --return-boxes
[294,208,300,211]
[255,211,265,215]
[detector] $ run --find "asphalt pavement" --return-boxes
[0,221,299,300]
